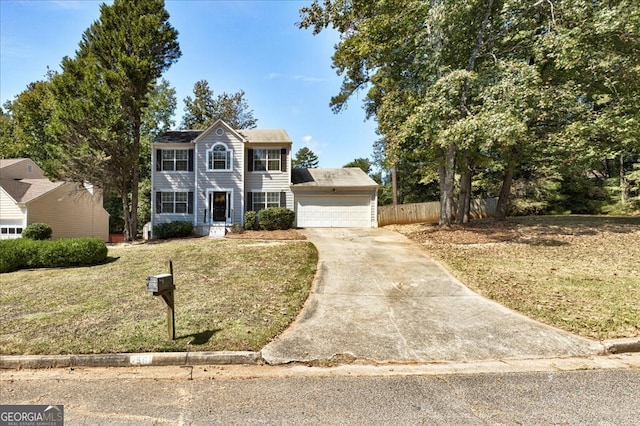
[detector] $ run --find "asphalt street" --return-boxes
[2,362,639,425]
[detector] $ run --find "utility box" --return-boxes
[146,273,174,294]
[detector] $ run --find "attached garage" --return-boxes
[291,168,378,228]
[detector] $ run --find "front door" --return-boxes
[210,191,228,223]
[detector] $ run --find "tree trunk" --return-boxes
[620,154,628,204]
[439,143,457,227]
[123,119,141,242]
[391,162,398,205]
[456,150,472,224]
[495,158,516,220]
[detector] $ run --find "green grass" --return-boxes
[392,215,640,340]
[0,237,317,355]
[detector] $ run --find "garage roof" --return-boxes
[291,168,378,189]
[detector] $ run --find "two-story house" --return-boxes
[151,119,294,237]
[151,119,379,238]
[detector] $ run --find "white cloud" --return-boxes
[299,135,328,155]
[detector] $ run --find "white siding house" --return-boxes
[150,120,379,238]
[151,120,293,237]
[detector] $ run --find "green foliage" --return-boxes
[244,211,258,230]
[257,208,296,231]
[300,0,640,223]
[181,80,257,130]
[292,147,319,168]
[21,223,52,240]
[343,158,371,174]
[153,221,193,239]
[1,77,61,177]
[51,0,181,241]
[0,238,107,273]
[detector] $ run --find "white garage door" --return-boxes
[296,195,373,228]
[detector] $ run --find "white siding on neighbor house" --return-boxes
[0,188,26,239]
[195,128,244,225]
[245,145,293,211]
[27,183,109,241]
[0,188,25,222]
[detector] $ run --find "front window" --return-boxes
[252,192,282,210]
[158,191,193,214]
[207,144,232,171]
[253,149,281,171]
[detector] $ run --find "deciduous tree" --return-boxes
[182,80,257,130]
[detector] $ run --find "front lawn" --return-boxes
[0,237,317,355]
[390,215,640,340]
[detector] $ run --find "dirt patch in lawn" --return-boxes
[388,216,640,340]
[225,229,307,240]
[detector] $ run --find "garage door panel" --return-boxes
[296,195,372,228]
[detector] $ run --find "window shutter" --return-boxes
[155,192,162,213]
[188,149,194,171]
[247,192,253,212]
[280,191,286,208]
[248,149,254,171]
[188,192,194,214]
[156,150,162,171]
[281,148,287,172]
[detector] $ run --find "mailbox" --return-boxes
[146,273,174,294]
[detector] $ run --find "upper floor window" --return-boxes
[156,149,193,172]
[207,143,232,171]
[249,148,287,172]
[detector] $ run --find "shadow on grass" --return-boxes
[100,256,120,265]
[179,329,220,345]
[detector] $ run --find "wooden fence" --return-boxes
[377,197,498,226]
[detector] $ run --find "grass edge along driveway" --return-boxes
[0,237,318,355]
[390,215,640,341]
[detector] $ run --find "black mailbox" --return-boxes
[146,273,174,294]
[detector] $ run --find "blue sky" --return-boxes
[0,0,378,168]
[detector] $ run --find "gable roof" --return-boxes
[291,168,378,189]
[0,158,26,169]
[153,119,291,145]
[0,177,64,204]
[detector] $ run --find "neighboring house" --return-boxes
[0,158,109,241]
[151,119,378,238]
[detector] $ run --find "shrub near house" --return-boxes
[0,238,108,273]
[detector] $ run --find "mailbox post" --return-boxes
[146,260,176,340]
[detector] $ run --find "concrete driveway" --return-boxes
[262,228,602,364]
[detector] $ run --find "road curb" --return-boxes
[603,338,640,355]
[0,351,262,370]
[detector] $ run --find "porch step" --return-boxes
[209,225,227,238]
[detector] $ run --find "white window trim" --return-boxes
[159,191,193,215]
[252,148,281,172]
[205,188,234,224]
[206,143,233,172]
[251,191,283,210]
[159,148,192,172]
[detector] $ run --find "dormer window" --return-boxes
[207,143,232,171]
